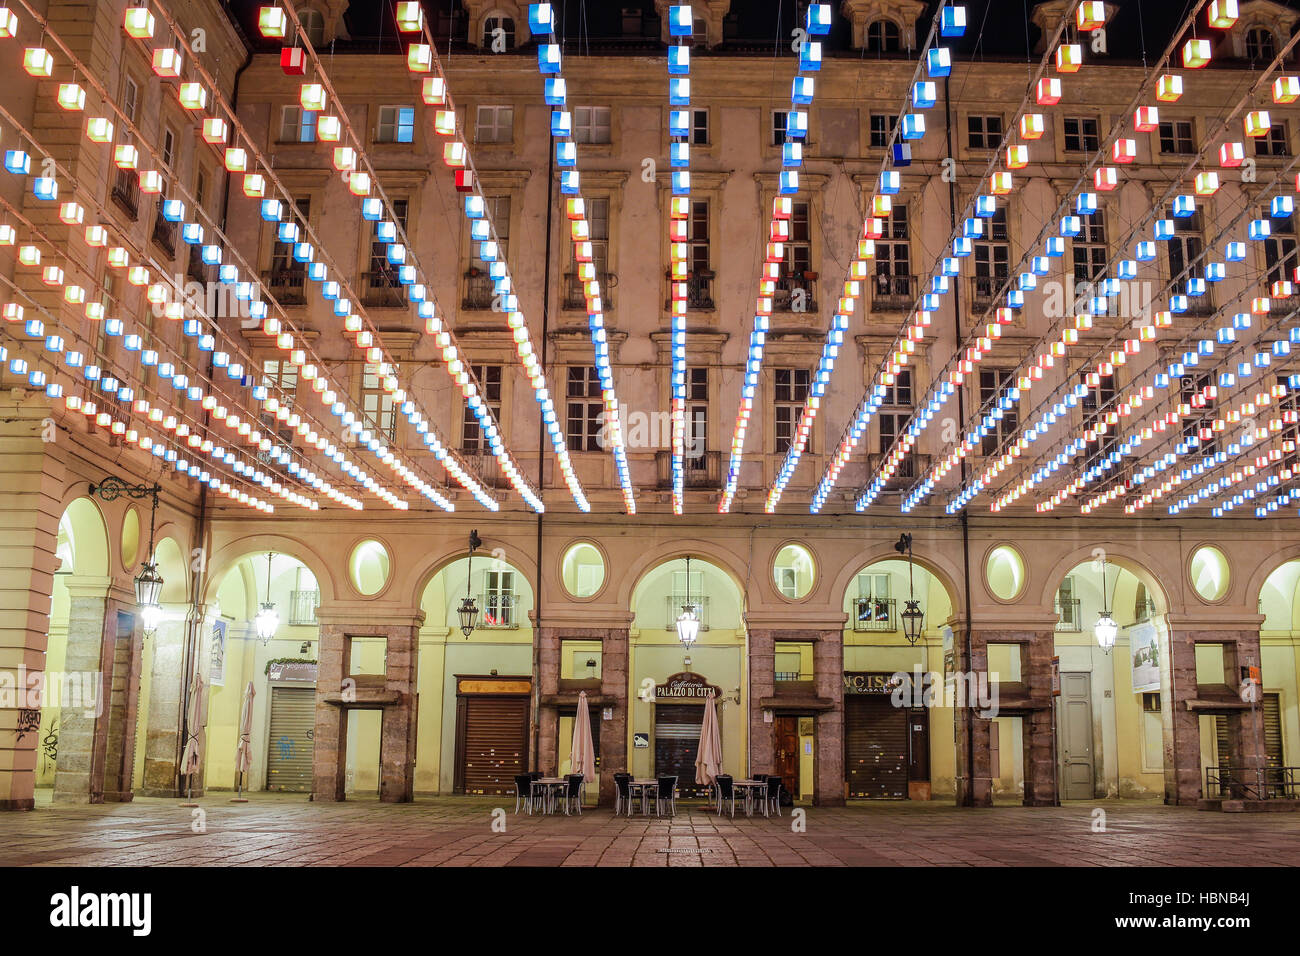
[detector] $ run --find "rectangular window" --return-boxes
[979,369,1018,455]
[1072,209,1107,282]
[882,369,913,408]
[1158,120,1194,155]
[1063,116,1099,152]
[1180,372,1216,456]
[973,206,1010,300]
[967,114,1003,150]
[123,76,140,122]
[195,168,208,210]
[474,105,514,144]
[483,569,515,627]
[875,202,911,300]
[782,199,812,275]
[772,110,789,146]
[1264,213,1298,283]
[869,112,897,149]
[587,196,609,275]
[1082,371,1117,455]
[462,364,503,453]
[1165,210,1203,284]
[690,108,709,145]
[566,366,603,452]
[279,105,316,143]
[369,198,408,286]
[687,367,708,466]
[262,359,299,408]
[774,368,810,453]
[1256,122,1291,157]
[162,125,177,168]
[573,106,611,144]
[377,105,415,143]
[360,367,397,442]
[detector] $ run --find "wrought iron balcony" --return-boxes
[665,274,714,311]
[970,274,1007,311]
[289,589,319,626]
[865,451,929,485]
[852,597,896,632]
[362,269,408,308]
[111,168,140,220]
[869,273,916,313]
[773,274,817,313]
[479,592,519,628]
[563,271,616,311]
[664,596,710,632]
[262,268,307,305]
[186,248,210,285]
[151,212,177,257]
[1055,598,1081,632]
[462,272,496,310]
[654,449,721,489]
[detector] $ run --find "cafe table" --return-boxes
[627,778,659,815]
[730,779,767,816]
[529,777,566,815]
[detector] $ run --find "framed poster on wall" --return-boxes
[209,618,227,687]
[1129,621,1160,693]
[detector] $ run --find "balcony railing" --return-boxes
[563,271,616,311]
[773,274,817,313]
[1205,765,1298,800]
[664,596,710,632]
[262,268,307,305]
[1134,596,1156,624]
[289,589,318,626]
[970,274,1007,310]
[654,449,721,489]
[111,168,140,220]
[362,269,408,308]
[458,452,511,488]
[479,592,519,628]
[186,248,210,285]
[462,272,495,310]
[1055,598,1081,632]
[869,273,916,313]
[774,671,812,682]
[665,274,714,311]
[151,212,177,257]
[1179,295,1215,317]
[865,452,930,486]
[853,597,896,632]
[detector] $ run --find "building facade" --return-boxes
[3,0,1300,811]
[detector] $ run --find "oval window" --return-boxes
[561,542,605,598]
[985,545,1026,601]
[773,544,815,600]
[1190,545,1229,602]
[349,539,390,596]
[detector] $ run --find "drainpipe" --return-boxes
[943,76,977,807]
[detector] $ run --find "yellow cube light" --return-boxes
[139,169,163,193]
[1208,0,1239,29]
[407,43,432,72]
[58,83,86,111]
[41,266,63,287]
[434,110,456,135]
[59,202,84,225]
[396,1,425,31]
[0,8,17,37]
[128,265,149,286]
[348,171,371,196]
[871,194,891,216]
[86,117,114,143]
[1055,43,1082,73]
[1019,113,1045,139]
[1245,110,1272,137]
[857,239,876,259]
[152,47,183,77]
[1035,76,1061,105]
[202,117,228,144]
[123,6,155,39]
[442,141,466,167]
[178,82,207,110]
[258,6,288,38]
[670,196,690,218]
[1006,144,1028,169]
[299,83,326,111]
[990,171,1013,194]
[1252,297,1271,314]
[314,115,340,141]
[107,247,129,268]
[24,47,54,77]
[1194,171,1220,196]
[85,225,108,246]
[1112,138,1137,163]
[242,173,266,197]
[1274,76,1300,104]
[1156,74,1183,101]
[1182,38,1211,69]
[64,285,86,305]
[114,144,139,169]
[422,77,447,105]
[224,147,248,172]
[16,245,38,267]
[146,283,169,304]
[1076,1,1106,30]
[332,146,356,171]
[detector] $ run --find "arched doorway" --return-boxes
[628,556,746,800]
[841,556,955,802]
[1251,561,1300,777]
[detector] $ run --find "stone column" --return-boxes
[950,619,993,807]
[599,627,629,806]
[537,626,560,775]
[0,400,63,810]
[378,614,423,803]
[746,627,776,777]
[1018,629,1057,807]
[99,588,142,803]
[1160,624,1203,806]
[311,619,348,802]
[52,576,111,804]
[1220,630,1268,790]
[813,627,845,807]
[139,613,187,796]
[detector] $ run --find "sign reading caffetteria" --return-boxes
[654,672,720,700]
[843,672,904,695]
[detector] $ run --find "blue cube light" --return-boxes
[538,44,561,73]
[528,3,555,34]
[941,6,967,37]
[901,113,925,139]
[913,81,937,109]
[670,77,691,105]
[668,46,690,75]
[799,41,822,71]
[668,5,693,36]
[1225,240,1246,261]
[669,110,690,137]
[927,47,952,78]
[806,3,832,34]
[1250,219,1271,240]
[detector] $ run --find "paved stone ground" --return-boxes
[1,793,1297,866]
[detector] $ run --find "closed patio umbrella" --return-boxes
[179,668,205,804]
[571,690,597,785]
[232,680,255,802]
[694,691,722,786]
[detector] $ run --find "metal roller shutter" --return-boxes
[1215,694,1283,766]
[266,686,315,792]
[654,704,706,797]
[845,695,908,799]
[462,696,528,795]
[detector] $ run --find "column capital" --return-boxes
[314,606,426,630]
[1164,612,1264,633]
[743,614,848,633]
[63,574,113,600]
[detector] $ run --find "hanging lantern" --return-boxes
[86,117,114,142]
[1208,0,1238,29]
[254,551,279,644]
[1019,113,1045,139]
[1182,38,1211,69]
[152,47,183,77]
[675,556,701,647]
[178,83,207,110]
[23,47,54,77]
[1094,612,1118,652]
[57,83,86,111]
[457,529,483,638]
[202,118,228,144]
[281,47,306,74]
[1036,76,1062,105]
[1273,76,1300,104]
[395,1,425,31]
[123,6,155,38]
[1055,44,1082,73]
[1076,1,1106,30]
[1133,106,1159,131]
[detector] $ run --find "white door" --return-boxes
[1057,672,1094,800]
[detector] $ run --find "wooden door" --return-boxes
[1058,672,1094,799]
[456,695,529,795]
[773,716,799,800]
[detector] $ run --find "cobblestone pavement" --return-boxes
[1,794,1297,866]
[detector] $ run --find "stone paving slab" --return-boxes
[0,793,1297,866]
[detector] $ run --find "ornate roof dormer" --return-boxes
[653,1,731,49]
[840,0,926,52]
[1029,0,1119,54]
[1224,1,1300,62]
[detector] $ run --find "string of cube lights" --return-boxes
[527,2,634,514]
[256,1,549,511]
[808,0,1095,514]
[0,196,356,510]
[10,4,455,512]
[951,31,1300,514]
[118,1,491,512]
[761,2,952,514]
[0,265,324,512]
[0,93,411,512]
[932,5,1298,515]
[327,0,589,511]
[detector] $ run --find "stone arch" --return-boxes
[204,534,336,607]
[406,532,538,614]
[58,496,109,578]
[613,538,751,613]
[1034,544,1173,617]
[1244,542,1300,615]
[829,544,962,620]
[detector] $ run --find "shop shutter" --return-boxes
[1214,694,1283,767]
[653,704,706,797]
[845,695,908,799]
[266,686,316,792]
[462,696,528,795]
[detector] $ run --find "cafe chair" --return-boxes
[513,774,534,815]
[714,774,736,818]
[613,773,633,816]
[656,775,678,817]
[762,776,783,817]
[563,774,585,815]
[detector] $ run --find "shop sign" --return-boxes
[654,672,720,700]
[843,672,904,694]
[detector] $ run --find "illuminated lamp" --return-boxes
[940,5,966,36]
[224,147,248,172]
[280,47,306,75]
[202,118,228,144]
[407,43,432,72]
[1036,77,1061,105]
[434,110,456,135]
[1006,144,1028,168]
[24,47,54,78]
[422,77,447,106]
[123,6,154,38]
[258,6,287,37]
[927,47,951,77]
[442,141,466,167]
[395,1,425,31]
[990,171,1013,194]
[1208,0,1238,28]
[42,266,63,285]
[138,170,162,193]
[59,202,84,225]
[299,83,326,111]
[32,177,57,201]
[1055,44,1082,72]
[1245,111,1271,137]
[1020,113,1044,139]
[85,225,107,246]
[348,171,371,196]
[1274,76,1300,104]
[57,84,86,111]
[1077,1,1106,30]
[1094,166,1118,190]
[178,83,207,110]
[3,150,29,174]
[86,117,114,142]
[242,174,266,197]
[317,115,341,141]
[152,47,182,77]
[1112,138,1137,163]
[1156,74,1183,101]
[1195,171,1220,196]
[1182,38,1211,69]
[1133,106,1159,131]
[913,81,937,109]
[1219,141,1245,167]
[332,146,356,171]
